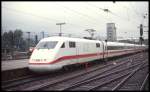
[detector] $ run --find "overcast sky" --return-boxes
[2,1,149,40]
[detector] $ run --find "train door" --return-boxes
[101,41,105,60]
[76,42,79,62]
[96,43,101,59]
[104,41,108,61]
[68,41,77,64]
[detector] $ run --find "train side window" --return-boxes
[61,42,65,48]
[69,42,76,48]
[96,43,100,48]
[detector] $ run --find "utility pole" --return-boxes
[56,22,66,36]
[26,32,31,51]
[105,39,108,62]
[35,35,38,45]
[85,29,96,39]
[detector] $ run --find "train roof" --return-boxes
[40,36,103,43]
[107,42,125,46]
[107,42,144,47]
[40,36,146,47]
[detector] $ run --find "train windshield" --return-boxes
[36,41,58,49]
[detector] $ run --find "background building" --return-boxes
[107,23,117,42]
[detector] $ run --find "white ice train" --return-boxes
[28,36,146,72]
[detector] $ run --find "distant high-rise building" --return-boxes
[107,23,117,41]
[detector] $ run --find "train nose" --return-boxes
[28,64,62,73]
[28,48,63,73]
[29,49,56,64]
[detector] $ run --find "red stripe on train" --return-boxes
[29,52,103,64]
[29,49,137,65]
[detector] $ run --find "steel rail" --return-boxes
[2,55,131,90]
[2,75,34,85]
[140,74,149,91]
[60,61,145,91]
[3,52,147,91]
[23,58,131,91]
[111,62,148,91]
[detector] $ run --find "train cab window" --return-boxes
[96,43,100,48]
[61,42,65,48]
[36,41,58,49]
[69,42,76,48]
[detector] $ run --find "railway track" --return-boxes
[2,70,65,89]
[24,52,148,91]
[112,63,148,91]
[41,59,148,91]
[2,52,148,91]
[2,51,140,87]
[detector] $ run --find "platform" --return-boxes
[2,59,29,71]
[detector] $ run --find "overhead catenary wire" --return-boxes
[129,3,144,24]
[2,3,148,39]
[55,3,105,29]
[86,2,149,40]
[2,6,58,24]
[2,6,89,38]
[83,3,112,22]
[86,2,110,21]
[2,6,88,30]
[120,4,132,22]
[86,2,140,24]
[2,6,63,33]
[57,4,104,28]
[2,16,55,40]
[115,3,142,24]
[86,3,125,19]
[129,2,148,25]
[129,2,143,18]
[128,3,148,38]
